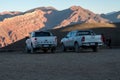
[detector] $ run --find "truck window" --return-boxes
[35,32,51,37]
[77,31,91,35]
[66,32,71,37]
[91,32,95,35]
[30,32,35,37]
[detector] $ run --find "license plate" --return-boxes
[90,43,95,45]
[44,45,49,47]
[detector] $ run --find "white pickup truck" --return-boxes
[61,30,103,52]
[25,31,57,53]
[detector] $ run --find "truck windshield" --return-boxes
[35,32,51,37]
[77,31,93,35]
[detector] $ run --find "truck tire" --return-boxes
[25,45,30,53]
[92,46,98,52]
[51,48,56,53]
[30,45,35,53]
[74,43,80,53]
[61,43,66,52]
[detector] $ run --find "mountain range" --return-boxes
[0,6,119,47]
[101,11,120,23]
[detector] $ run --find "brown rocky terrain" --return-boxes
[0,9,47,47]
[55,6,108,28]
[0,6,113,48]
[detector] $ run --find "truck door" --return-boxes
[64,32,71,47]
[69,32,75,47]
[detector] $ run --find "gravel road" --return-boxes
[0,49,120,80]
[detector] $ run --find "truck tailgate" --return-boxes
[32,36,57,45]
[83,35,102,43]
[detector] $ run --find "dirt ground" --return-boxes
[0,48,120,80]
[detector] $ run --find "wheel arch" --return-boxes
[74,41,78,45]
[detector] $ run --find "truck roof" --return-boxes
[30,30,51,34]
[72,30,93,32]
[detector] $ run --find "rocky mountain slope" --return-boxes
[0,10,47,47]
[101,11,120,23]
[0,11,22,21]
[55,6,108,28]
[0,6,109,47]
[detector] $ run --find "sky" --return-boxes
[0,0,120,14]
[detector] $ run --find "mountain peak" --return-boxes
[0,11,21,15]
[39,6,57,11]
[70,5,84,11]
[25,6,57,13]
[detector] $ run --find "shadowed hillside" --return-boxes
[51,23,118,46]
[101,11,120,23]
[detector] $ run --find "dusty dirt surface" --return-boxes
[0,49,120,80]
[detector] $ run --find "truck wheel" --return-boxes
[74,43,80,53]
[30,46,35,53]
[61,43,66,52]
[51,48,56,53]
[25,45,30,53]
[92,46,98,52]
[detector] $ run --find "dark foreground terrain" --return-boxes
[0,49,120,80]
